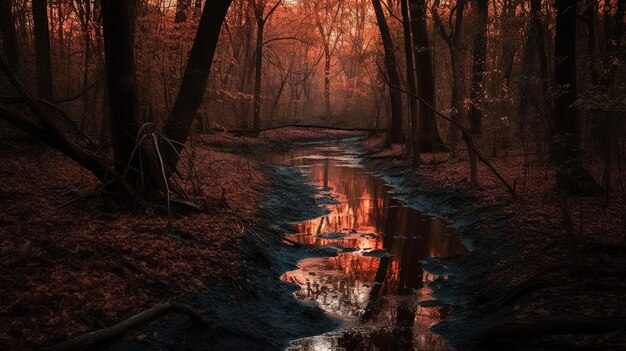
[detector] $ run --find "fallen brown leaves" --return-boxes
[0,140,269,349]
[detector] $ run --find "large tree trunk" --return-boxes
[409,0,443,152]
[253,19,264,130]
[0,0,20,72]
[163,0,232,164]
[372,0,403,143]
[32,0,54,99]
[553,0,599,194]
[468,0,487,135]
[401,0,420,164]
[101,0,141,178]
[553,0,579,167]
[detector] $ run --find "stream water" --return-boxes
[262,144,467,351]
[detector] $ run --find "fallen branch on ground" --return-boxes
[44,302,212,351]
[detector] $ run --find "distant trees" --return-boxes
[0,0,624,197]
[307,0,345,119]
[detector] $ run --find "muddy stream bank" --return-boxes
[111,137,491,351]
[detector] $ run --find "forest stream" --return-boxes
[260,143,467,351]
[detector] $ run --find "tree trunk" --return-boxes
[33,0,54,99]
[401,0,420,165]
[409,0,444,152]
[0,0,20,72]
[468,0,487,135]
[163,0,232,164]
[553,0,579,166]
[253,19,264,130]
[324,45,331,118]
[101,0,141,178]
[372,0,403,143]
[553,0,600,194]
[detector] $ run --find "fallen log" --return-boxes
[478,316,626,343]
[44,302,212,351]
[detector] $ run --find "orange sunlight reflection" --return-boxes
[264,145,466,350]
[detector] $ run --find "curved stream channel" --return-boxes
[261,144,467,351]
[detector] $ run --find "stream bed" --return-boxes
[261,144,467,351]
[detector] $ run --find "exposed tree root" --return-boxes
[119,256,173,289]
[44,302,212,351]
[478,316,626,342]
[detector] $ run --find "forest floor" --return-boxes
[358,136,626,350]
[1,127,624,350]
[0,128,360,350]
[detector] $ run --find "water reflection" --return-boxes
[261,145,466,351]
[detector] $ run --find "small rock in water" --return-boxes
[315,232,346,239]
[362,249,392,258]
